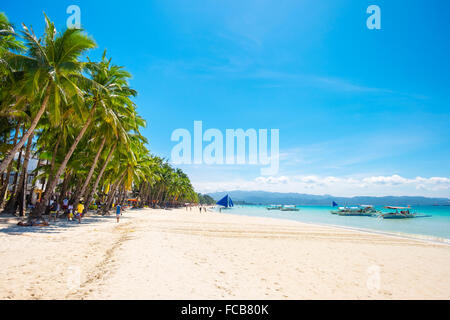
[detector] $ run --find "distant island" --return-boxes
[207,190,450,206]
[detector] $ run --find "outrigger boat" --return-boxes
[379,206,433,219]
[280,205,300,212]
[331,205,379,216]
[360,205,380,215]
[338,206,376,216]
[331,206,348,214]
[266,205,282,210]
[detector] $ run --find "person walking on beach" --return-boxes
[49,201,58,222]
[68,203,74,218]
[76,201,84,224]
[68,209,74,221]
[62,197,68,213]
[116,204,122,223]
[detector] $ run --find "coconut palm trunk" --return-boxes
[0,87,51,174]
[70,178,83,203]
[58,170,71,206]
[102,172,125,215]
[0,161,14,209]
[84,143,116,211]
[3,144,24,213]
[32,105,96,217]
[48,135,62,182]
[29,157,42,205]
[156,186,163,207]
[120,186,127,204]
[0,125,20,208]
[13,132,34,216]
[73,136,106,209]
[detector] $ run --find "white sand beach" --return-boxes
[0,208,449,300]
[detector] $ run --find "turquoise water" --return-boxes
[218,205,450,243]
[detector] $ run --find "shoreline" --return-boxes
[3,205,449,246]
[1,207,449,299]
[221,210,450,246]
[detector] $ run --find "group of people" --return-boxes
[48,198,85,223]
[185,205,209,213]
[47,199,124,223]
[21,195,124,226]
[199,206,208,213]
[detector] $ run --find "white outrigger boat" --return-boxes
[331,206,346,214]
[266,205,282,210]
[331,205,379,216]
[360,205,380,215]
[380,206,431,219]
[280,205,300,212]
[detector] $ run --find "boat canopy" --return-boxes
[216,195,234,208]
[384,206,410,209]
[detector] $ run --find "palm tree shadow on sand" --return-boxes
[0,214,122,235]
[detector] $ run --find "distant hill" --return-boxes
[206,190,450,206]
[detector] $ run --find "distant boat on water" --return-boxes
[216,195,234,209]
[266,204,299,211]
[266,205,282,210]
[280,205,300,212]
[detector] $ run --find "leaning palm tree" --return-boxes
[1,13,200,219]
[70,53,137,210]
[0,14,96,175]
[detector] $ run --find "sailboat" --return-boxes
[216,194,234,209]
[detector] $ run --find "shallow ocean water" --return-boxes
[218,205,450,243]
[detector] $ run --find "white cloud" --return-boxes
[255,176,290,184]
[362,174,410,185]
[193,174,450,197]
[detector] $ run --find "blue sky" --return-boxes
[3,1,450,197]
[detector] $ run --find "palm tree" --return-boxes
[71,53,137,210]
[0,12,25,76]
[0,15,96,175]
[1,13,199,219]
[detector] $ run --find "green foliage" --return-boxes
[197,193,215,205]
[0,13,197,214]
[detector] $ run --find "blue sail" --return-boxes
[332,201,338,207]
[217,195,234,208]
